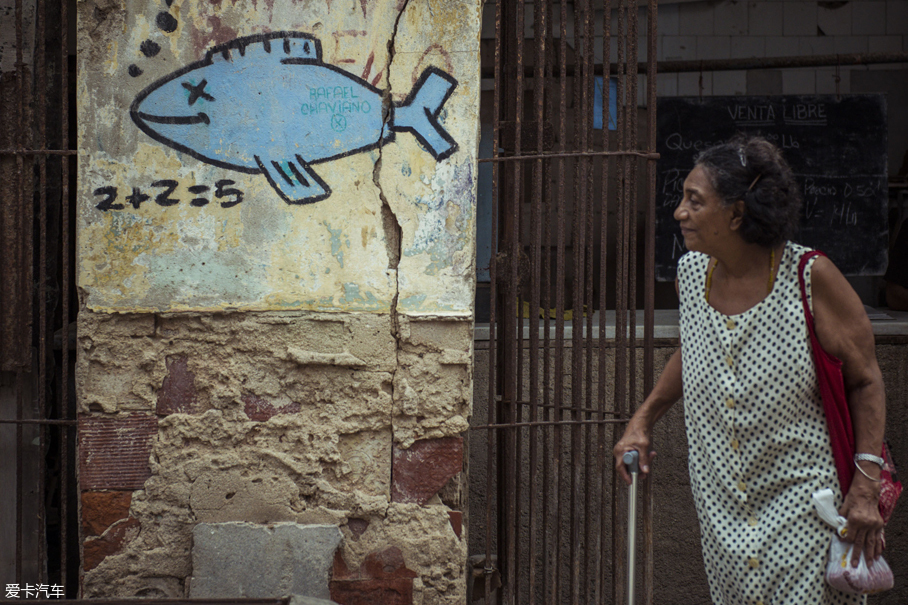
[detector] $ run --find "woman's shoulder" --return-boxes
[677,250,708,276]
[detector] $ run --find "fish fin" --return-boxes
[255,155,331,204]
[390,66,459,161]
[207,32,322,64]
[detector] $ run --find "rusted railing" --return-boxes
[476,0,657,602]
[1,0,77,595]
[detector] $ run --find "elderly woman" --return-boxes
[614,136,886,604]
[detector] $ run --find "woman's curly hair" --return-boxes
[694,135,801,248]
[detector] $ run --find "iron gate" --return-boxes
[475,0,658,602]
[1,0,79,595]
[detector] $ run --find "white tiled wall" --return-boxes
[655,0,908,97]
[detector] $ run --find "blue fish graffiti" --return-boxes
[130,31,459,205]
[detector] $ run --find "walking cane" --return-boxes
[623,450,640,605]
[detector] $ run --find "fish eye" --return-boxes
[182,79,215,106]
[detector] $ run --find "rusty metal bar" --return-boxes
[37,0,51,578]
[0,419,79,425]
[60,0,72,589]
[473,418,630,430]
[14,0,27,582]
[479,150,659,162]
[480,51,908,79]
[484,0,503,596]
[0,149,78,155]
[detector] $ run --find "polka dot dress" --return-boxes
[677,242,865,605]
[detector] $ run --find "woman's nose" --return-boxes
[674,203,686,221]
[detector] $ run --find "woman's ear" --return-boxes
[729,200,745,231]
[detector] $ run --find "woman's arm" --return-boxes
[613,347,683,484]
[811,256,886,564]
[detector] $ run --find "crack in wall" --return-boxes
[372,0,412,484]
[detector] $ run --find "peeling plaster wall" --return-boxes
[76,0,479,601]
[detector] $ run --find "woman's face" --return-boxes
[673,165,738,255]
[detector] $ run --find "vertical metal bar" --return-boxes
[528,0,547,597]
[569,0,587,597]
[485,0,503,598]
[642,0,659,602]
[612,0,630,601]
[60,0,72,590]
[14,0,27,581]
[36,0,50,580]
[550,0,568,598]
[598,2,613,602]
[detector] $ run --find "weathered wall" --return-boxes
[77,0,480,601]
[470,338,908,605]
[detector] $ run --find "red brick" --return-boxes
[81,491,132,537]
[330,547,416,605]
[242,394,301,421]
[156,356,199,415]
[391,437,463,505]
[346,518,369,541]
[83,517,141,571]
[447,510,463,539]
[79,414,157,490]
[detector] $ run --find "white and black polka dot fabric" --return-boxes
[677,242,863,605]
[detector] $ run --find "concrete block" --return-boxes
[746,69,783,95]
[189,523,343,599]
[657,73,678,97]
[781,68,817,95]
[730,36,766,58]
[763,35,800,57]
[714,0,748,36]
[887,0,908,35]
[818,2,852,36]
[289,597,338,605]
[748,3,783,37]
[658,4,680,36]
[798,35,835,56]
[662,36,697,61]
[852,1,886,35]
[712,70,748,95]
[697,36,731,60]
[678,72,712,96]
[678,2,714,35]
[833,35,869,54]
[783,2,817,37]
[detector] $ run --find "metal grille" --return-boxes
[1,0,79,595]
[476,0,657,602]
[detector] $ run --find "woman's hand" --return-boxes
[613,420,656,485]
[839,473,884,566]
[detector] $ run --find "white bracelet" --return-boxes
[854,453,885,468]
[854,459,882,483]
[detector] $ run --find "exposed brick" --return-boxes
[79,414,157,490]
[81,491,132,537]
[391,437,464,505]
[156,356,199,415]
[83,517,141,571]
[447,511,463,539]
[330,547,416,605]
[346,518,370,540]
[242,394,301,421]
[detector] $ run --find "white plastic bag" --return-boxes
[812,488,894,595]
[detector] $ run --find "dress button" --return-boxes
[726,397,735,409]
[725,355,734,367]
[756,601,765,605]
[731,438,740,450]
[748,516,758,526]
[748,557,761,569]
[726,319,736,330]
[737,481,747,492]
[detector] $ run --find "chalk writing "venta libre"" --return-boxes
[726,103,827,122]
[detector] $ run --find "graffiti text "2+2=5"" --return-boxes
[93,180,244,211]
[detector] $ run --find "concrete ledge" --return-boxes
[189,523,343,599]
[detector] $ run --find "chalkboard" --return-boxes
[656,95,888,281]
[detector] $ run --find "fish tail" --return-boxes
[390,67,458,161]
